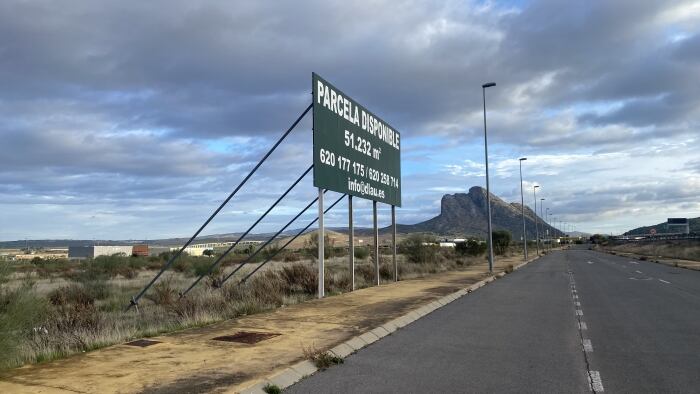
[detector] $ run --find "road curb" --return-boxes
[238,256,539,393]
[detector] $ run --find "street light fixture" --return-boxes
[482,81,496,273]
[519,158,527,261]
[533,185,540,255]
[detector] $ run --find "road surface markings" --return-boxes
[587,261,594,264]
[568,266,603,393]
[659,279,671,284]
[589,370,605,392]
[629,261,639,264]
[635,270,643,274]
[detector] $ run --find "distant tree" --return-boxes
[305,233,334,258]
[202,249,214,257]
[398,233,439,264]
[491,230,512,255]
[455,239,487,256]
[589,234,606,244]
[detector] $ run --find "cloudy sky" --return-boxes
[1,0,699,241]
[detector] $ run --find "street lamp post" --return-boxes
[482,82,496,273]
[519,158,528,261]
[545,206,549,252]
[548,212,554,251]
[533,186,540,255]
[540,198,545,252]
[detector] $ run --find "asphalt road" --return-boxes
[287,249,700,393]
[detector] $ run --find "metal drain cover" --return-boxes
[125,339,161,347]
[212,331,281,344]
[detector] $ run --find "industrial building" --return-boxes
[180,240,262,256]
[68,245,134,260]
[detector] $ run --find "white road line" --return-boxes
[587,261,594,264]
[635,270,643,274]
[573,295,579,299]
[589,371,604,392]
[579,322,588,330]
[575,301,581,306]
[576,309,583,316]
[583,338,593,352]
[659,279,671,284]
[629,261,639,264]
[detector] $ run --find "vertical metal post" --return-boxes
[373,200,379,286]
[392,205,397,282]
[318,188,325,298]
[534,187,539,256]
[482,85,495,273]
[519,159,527,261]
[348,195,355,291]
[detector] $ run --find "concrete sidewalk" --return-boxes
[0,257,533,394]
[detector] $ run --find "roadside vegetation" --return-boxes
[0,233,515,370]
[603,239,700,262]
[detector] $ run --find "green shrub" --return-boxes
[280,263,317,294]
[353,247,369,260]
[147,276,177,306]
[0,284,50,368]
[48,285,95,307]
[379,263,394,280]
[263,384,281,394]
[455,239,487,256]
[492,230,512,256]
[398,234,439,264]
[192,259,217,278]
[356,264,375,283]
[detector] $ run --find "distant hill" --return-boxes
[396,186,559,240]
[623,217,700,235]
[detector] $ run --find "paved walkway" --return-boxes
[0,257,528,393]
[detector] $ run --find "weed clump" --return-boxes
[263,383,281,394]
[302,343,344,370]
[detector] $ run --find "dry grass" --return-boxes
[606,240,700,262]
[1,244,485,371]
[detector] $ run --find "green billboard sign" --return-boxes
[312,73,401,206]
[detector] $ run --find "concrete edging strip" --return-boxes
[238,256,539,393]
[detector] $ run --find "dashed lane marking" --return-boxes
[589,370,605,392]
[575,301,581,306]
[659,279,671,284]
[629,261,639,264]
[635,270,643,274]
[587,261,594,264]
[583,339,593,352]
[576,310,584,316]
[579,322,588,330]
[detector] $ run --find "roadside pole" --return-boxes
[519,158,528,261]
[533,186,540,256]
[349,195,355,291]
[318,188,325,298]
[373,200,380,286]
[392,205,397,281]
